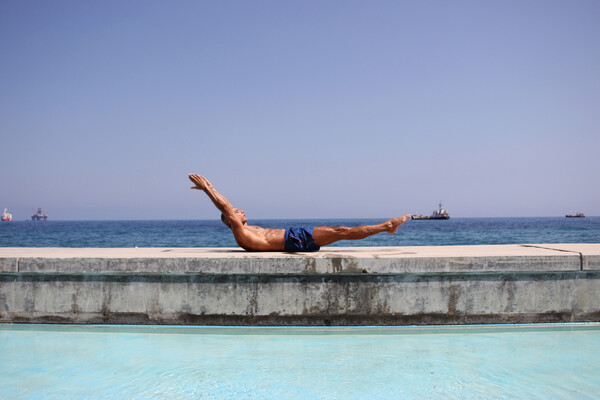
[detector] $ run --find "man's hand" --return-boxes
[189,174,235,216]
[189,174,209,191]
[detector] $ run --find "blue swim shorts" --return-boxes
[284,226,320,252]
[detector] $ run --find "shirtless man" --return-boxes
[189,174,410,252]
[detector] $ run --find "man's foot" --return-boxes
[386,215,411,234]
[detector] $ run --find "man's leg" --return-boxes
[312,215,410,247]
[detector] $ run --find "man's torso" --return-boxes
[239,225,285,251]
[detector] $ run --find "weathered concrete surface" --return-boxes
[1,244,599,325]
[525,243,600,271]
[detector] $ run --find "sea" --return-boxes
[0,217,598,247]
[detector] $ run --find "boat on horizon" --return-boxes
[565,212,585,218]
[31,208,48,221]
[1,208,12,222]
[412,202,450,220]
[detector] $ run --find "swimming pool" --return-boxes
[1,324,599,399]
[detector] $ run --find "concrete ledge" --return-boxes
[1,244,599,325]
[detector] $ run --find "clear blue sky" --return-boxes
[1,1,599,220]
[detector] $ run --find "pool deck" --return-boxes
[1,244,599,325]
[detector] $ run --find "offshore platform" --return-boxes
[31,208,48,221]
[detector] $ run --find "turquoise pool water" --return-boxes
[1,324,599,399]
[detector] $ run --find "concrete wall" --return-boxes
[1,244,599,325]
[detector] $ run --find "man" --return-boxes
[189,174,410,252]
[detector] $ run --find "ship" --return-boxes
[411,202,450,220]
[1,208,12,222]
[565,212,585,218]
[31,208,48,221]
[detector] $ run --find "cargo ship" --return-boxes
[565,212,585,218]
[1,208,12,221]
[412,202,450,220]
[31,208,48,221]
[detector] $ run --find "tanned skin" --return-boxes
[189,174,410,252]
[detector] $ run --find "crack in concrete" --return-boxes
[520,244,584,271]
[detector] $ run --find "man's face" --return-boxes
[233,208,248,224]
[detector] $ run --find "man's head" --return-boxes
[220,208,247,228]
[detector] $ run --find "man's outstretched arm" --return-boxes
[189,174,236,218]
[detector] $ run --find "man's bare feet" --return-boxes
[386,215,411,234]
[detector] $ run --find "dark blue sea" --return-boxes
[0,217,598,247]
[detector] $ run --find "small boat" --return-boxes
[565,212,585,218]
[31,208,48,221]
[1,208,12,221]
[412,202,450,220]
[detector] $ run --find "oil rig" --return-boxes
[31,208,48,221]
